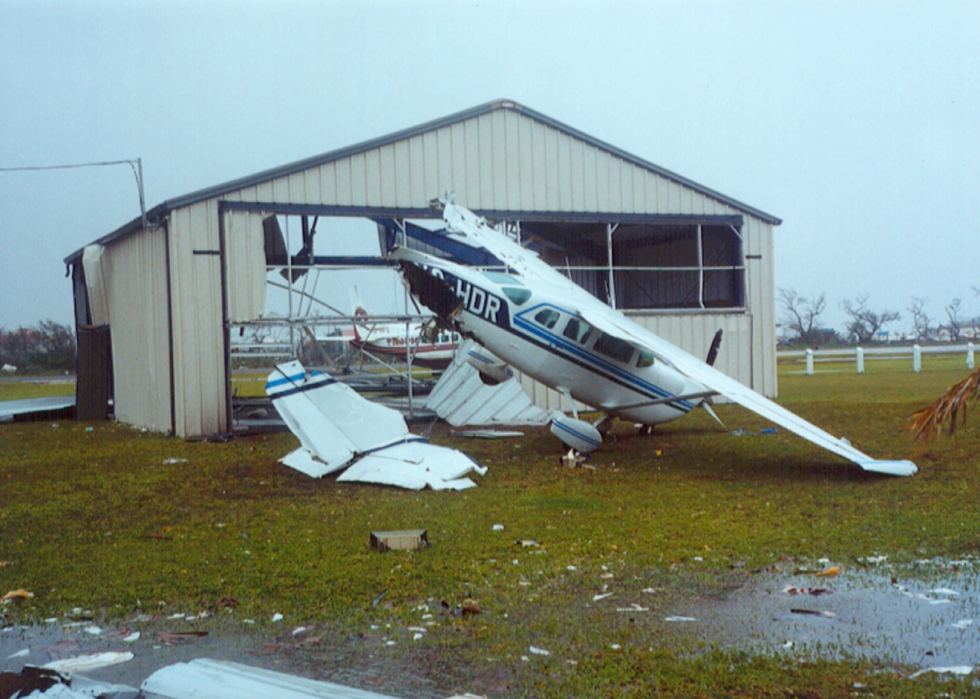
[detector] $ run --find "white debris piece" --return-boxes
[42,652,134,674]
[267,361,486,490]
[908,666,972,679]
[141,658,413,698]
[529,646,551,656]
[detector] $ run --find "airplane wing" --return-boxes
[266,360,486,488]
[442,204,598,306]
[577,309,917,477]
[423,202,915,476]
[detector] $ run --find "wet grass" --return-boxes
[2,358,980,697]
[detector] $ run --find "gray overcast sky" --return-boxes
[2,0,978,335]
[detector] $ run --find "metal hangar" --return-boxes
[64,99,782,438]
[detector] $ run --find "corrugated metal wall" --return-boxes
[168,201,227,437]
[100,226,173,432]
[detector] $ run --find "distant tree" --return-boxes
[945,298,963,342]
[840,294,901,344]
[908,296,936,342]
[0,320,76,373]
[778,288,827,346]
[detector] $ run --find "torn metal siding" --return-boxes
[425,345,551,426]
[99,226,173,432]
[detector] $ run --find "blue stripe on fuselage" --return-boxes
[418,264,694,414]
[505,303,694,413]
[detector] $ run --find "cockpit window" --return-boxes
[502,287,532,305]
[593,332,634,363]
[534,308,560,329]
[482,272,522,285]
[636,350,655,368]
[563,318,593,344]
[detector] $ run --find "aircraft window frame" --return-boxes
[534,308,561,329]
[482,271,523,286]
[502,287,532,306]
[593,332,635,363]
[562,317,594,345]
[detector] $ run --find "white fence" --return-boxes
[778,343,976,375]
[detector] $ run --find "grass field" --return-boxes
[2,355,979,697]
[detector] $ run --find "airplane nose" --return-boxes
[399,262,463,321]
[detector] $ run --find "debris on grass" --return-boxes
[908,666,972,679]
[781,585,834,596]
[370,529,428,552]
[1,589,33,602]
[42,651,134,674]
[790,609,837,618]
[560,449,589,469]
[157,631,208,643]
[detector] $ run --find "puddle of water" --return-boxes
[4,559,980,695]
[685,559,980,667]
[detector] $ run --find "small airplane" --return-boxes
[347,287,460,369]
[266,359,486,489]
[390,198,917,477]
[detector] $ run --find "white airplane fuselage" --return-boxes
[397,255,710,426]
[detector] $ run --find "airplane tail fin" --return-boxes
[349,286,370,341]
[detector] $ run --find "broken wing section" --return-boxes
[578,310,917,477]
[266,360,486,488]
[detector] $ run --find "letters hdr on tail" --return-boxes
[390,200,916,477]
[266,360,486,489]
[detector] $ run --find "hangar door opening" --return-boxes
[221,207,444,427]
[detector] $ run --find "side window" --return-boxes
[502,287,532,306]
[636,350,655,368]
[534,308,560,329]
[593,332,634,363]
[563,318,594,344]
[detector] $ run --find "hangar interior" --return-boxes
[66,99,780,438]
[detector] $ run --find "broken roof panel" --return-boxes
[425,340,550,427]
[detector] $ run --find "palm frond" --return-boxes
[907,366,980,443]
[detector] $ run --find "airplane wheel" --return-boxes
[638,424,655,437]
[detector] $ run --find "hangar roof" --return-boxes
[66,98,781,264]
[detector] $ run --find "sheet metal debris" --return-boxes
[425,339,550,427]
[42,651,134,674]
[267,360,486,490]
[140,658,407,699]
[0,396,75,423]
